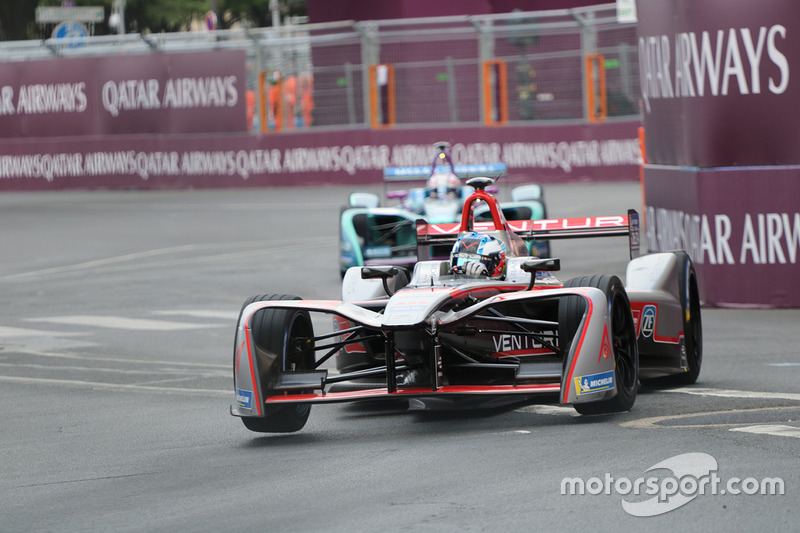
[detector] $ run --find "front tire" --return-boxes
[237,294,314,433]
[562,275,639,415]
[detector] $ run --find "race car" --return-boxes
[339,142,550,276]
[232,177,702,433]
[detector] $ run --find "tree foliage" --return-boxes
[0,0,306,40]
[0,0,40,40]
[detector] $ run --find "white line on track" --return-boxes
[0,361,226,377]
[0,244,203,281]
[515,405,579,416]
[27,315,223,331]
[0,375,230,396]
[1,348,228,368]
[620,406,800,430]
[152,310,239,320]
[1,239,333,283]
[0,326,89,338]
[730,425,800,439]
[666,387,800,402]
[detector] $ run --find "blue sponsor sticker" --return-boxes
[641,305,656,338]
[236,389,253,409]
[365,246,392,258]
[574,370,615,395]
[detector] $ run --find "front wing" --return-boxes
[231,287,619,418]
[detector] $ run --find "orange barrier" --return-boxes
[369,64,395,128]
[585,54,607,123]
[259,71,284,133]
[482,59,508,126]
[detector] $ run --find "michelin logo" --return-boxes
[236,388,253,409]
[574,370,615,395]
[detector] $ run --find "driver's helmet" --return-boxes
[450,232,507,279]
[426,173,460,200]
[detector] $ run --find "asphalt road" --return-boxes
[1,182,798,532]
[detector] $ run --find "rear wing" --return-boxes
[383,163,507,182]
[416,209,641,259]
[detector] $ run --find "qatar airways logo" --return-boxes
[639,25,789,112]
[101,76,239,117]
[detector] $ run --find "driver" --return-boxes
[450,232,507,279]
[426,173,460,200]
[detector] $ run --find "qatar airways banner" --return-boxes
[0,50,246,137]
[637,0,799,167]
[0,122,640,190]
[644,166,800,307]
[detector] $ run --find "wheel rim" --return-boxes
[611,292,637,394]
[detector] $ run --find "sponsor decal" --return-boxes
[236,388,253,409]
[492,331,557,355]
[0,82,88,115]
[100,76,239,117]
[598,324,611,361]
[638,25,789,113]
[646,207,800,266]
[574,370,615,395]
[365,246,392,258]
[631,308,642,336]
[641,305,657,338]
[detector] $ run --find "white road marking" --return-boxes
[0,326,89,338]
[0,375,230,396]
[666,387,800,402]
[768,362,800,367]
[515,404,579,417]
[152,310,239,320]
[1,348,227,368]
[1,239,333,282]
[0,244,202,281]
[621,406,800,430]
[730,425,800,439]
[28,315,221,331]
[0,361,226,378]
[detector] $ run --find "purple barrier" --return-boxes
[645,165,800,308]
[638,0,800,167]
[0,50,247,138]
[0,121,640,191]
[638,0,800,307]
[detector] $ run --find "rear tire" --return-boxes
[562,275,639,415]
[660,252,703,386]
[237,294,314,433]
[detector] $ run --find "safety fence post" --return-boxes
[585,54,607,123]
[369,63,395,128]
[482,59,508,126]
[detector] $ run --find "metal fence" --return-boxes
[0,3,639,132]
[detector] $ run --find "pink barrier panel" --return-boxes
[0,50,247,137]
[638,0,800,168]
[638,0,800,307]
[644,165,800,308]
[0,122,640,191]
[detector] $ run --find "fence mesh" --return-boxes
[0,4,640,132]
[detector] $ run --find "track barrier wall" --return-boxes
[638,0,800,307]
[0,5,641,191]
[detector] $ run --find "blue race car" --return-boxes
[339,142,550,277]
